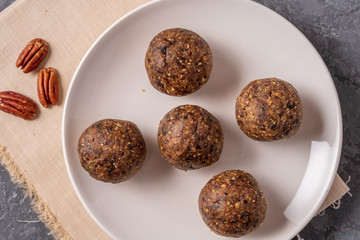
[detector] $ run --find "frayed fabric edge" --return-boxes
[0,145,72,240]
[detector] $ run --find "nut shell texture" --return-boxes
[235,78,303,141]
[145,28,213,96]
[77,119,146,183]
[198,170,267,237]
[158,105,223,170]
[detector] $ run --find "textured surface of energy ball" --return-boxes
[198,170,267,237]
[235,78,303,141]
[77,119,146,183]
[158,105,223,170]
[145,28,213,96]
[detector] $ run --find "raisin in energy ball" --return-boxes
[198,170,267,237]
[235,78,303,141]
[77,119,146,183]
[145,28,213,96]
[158,105,223,170]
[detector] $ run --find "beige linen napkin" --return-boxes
[0,0,349,239]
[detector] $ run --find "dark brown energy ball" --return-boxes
[198,170,267,238]
[235,78,303,141]
[145,28,213,96]
[158,105,223,171]
[77,119,146,183]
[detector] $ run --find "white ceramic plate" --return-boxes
[62,0,342,239]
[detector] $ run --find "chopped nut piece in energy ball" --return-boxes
[235,78,303,141]
[145,28,213,96]
[198,170,267,237]
[157,105,223,170]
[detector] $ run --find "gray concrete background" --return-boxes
[0,0,359,239]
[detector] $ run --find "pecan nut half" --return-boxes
[0,91,37,120]
[16,38,49,73]
[37,67,59,107]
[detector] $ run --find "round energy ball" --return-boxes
[235,78,303,141]
[145,28,213,96]
[198,170,267,237]
[77,119,146,183]
[158,105,223,170]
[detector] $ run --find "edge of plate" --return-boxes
[61,0,344,239]
[61,1,162,239]
[249,1,343,238]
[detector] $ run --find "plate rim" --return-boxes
[61,0,343,239]
[61,1,159,239]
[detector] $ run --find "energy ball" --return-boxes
[77,119,146,183]
[158,105,223,170]
[235,78,303,141]
[145,28,213,96]
[198,170,267,237]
